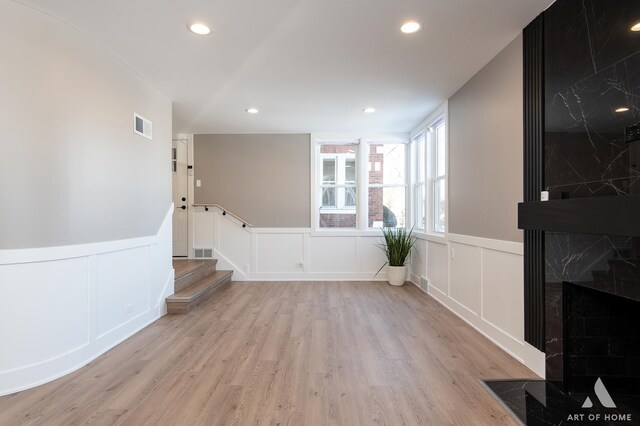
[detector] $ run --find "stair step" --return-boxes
[166,270,233,314]
[173,259,218,291]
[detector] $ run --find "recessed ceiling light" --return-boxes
[401,21,421,34]
[631,22,640,31]
[615,107,630,113]
[246,108,259,114]
[363,107,376,113]
[189,22,211,35]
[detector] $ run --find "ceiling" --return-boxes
[18,0,553,134]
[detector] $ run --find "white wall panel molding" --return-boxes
[250,228,312,234]
[449,242,482,315]
[193,211,389,282]
[0,205,174,396]
[409,232,544,377]
[0,237,158,266]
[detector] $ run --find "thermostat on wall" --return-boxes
[134,113,152,140]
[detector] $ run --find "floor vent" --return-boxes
[420,276,429,291]
[194,249,213,258]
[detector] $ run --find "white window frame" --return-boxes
[310,134,410,234]
[411,132,426,231]
[364,141,409,230]
[319,153,357,212]
[431,119,447,233]
[410,101,448,237]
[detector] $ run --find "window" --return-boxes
[172,147,177,173]
[411,104,448,235]
[431,120,446,233]
[321,158,336,207]
[318,144,357,229]
[367,144,406,229]
[413,134,426,230]
[314,137,409,231]
[345,158,356,207]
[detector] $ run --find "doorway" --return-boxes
[172,139,188,257]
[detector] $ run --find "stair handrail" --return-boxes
[192,203,253,228]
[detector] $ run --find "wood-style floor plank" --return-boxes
[0,281,536,425]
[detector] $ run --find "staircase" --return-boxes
[166,259,233,314]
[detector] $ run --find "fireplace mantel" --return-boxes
[518,195,640,237]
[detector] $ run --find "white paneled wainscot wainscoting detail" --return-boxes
[192,207,390,282]
[0,206,175,396]
[410,233,545,377]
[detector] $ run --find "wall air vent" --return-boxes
[194,249,213,258]
[134,113,152,140]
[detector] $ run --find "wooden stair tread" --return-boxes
[172,259,217,280]
[167,270,233,303]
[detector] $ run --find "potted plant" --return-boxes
[376,227,416,286]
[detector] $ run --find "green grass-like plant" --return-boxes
[375,227,416,277]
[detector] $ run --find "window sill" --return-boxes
[319,209,357,214]
[413,231,447,244]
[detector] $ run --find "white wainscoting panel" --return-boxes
[482,249,524,341]
[151,211,174,306]
[256,233,304,273]
[410,238,426,281]
[193,211,214,249]
[356,236,387,274]
[95,247,150,337]
[426,241,448,294]
[0,258,89,372]
[449,242,482,315]
[218,213,252,273]
[0,205,174,396]
[192,207,390,280]
[309,236,357,273]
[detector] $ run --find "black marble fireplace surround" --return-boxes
[537,0,640,395]
[545,233,640,393]
[493,0,640,424]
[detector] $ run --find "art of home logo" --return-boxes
[566,378,633,423]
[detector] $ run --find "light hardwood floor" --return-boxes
[0,281,536,425]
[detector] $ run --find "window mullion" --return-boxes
[357,139,367,231]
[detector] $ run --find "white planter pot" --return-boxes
[387,266,407,286]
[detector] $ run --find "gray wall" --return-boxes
[448,35,524,243]
[0,2,172,249]
[194,134,310,228]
